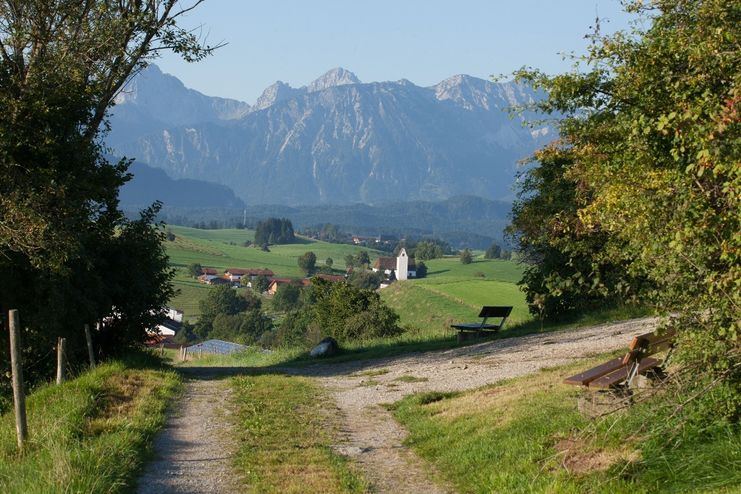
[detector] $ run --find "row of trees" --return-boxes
[508,0,739,428]
[254,218,295,245]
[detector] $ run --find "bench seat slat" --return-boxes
[564,358,627,386]
[451,323,500,331]
[588,357,660,389]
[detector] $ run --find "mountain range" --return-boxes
[109,65,552,207]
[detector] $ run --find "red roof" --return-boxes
[201,267,219,275]
[315,274,345,282]
[226,268,275,276]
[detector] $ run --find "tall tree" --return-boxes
[298,251,317,276]
[513,0,740,424]
[0,1,215,383]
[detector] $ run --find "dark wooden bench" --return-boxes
[565,329,676,390]
[451,306,513,343]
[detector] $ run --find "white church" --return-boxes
[372,248,417,280]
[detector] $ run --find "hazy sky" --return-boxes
[156,0,640,104]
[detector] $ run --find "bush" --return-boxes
[272,283,302,311]
[311,279,403,342]
[210,309,273,344]
[348,270,383,289]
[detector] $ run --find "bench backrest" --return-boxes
[622,329,676,365]
[478,306,513,318]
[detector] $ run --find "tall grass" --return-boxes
[0,353,180,493]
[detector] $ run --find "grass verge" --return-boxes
[0,352,180,493]
[230,373,368,493]
[389,356,741,493]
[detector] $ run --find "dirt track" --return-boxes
[294,317,657,494]
[135,317,656,493]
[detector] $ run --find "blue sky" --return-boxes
[157,0,640,104]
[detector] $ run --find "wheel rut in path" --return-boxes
[290,317,657,494]
[136,374,241,494]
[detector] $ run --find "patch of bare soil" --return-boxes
[554,438,618,475]
[136,377,241,494]
[290,317,657,494]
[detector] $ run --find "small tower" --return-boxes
[396,248,409,281]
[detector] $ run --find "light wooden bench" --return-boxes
[451,306,513,343]
[565,329,676,390]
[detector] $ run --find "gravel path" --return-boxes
[136,377,241,494]
[135,317,656,494]
[289,317,657,494]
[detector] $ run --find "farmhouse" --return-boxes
[266,274,345,295]
[267,278,309,295]
[225,267,274,282]
[373,248,416,279]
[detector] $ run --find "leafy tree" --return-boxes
[513,0,740,426]
[460,248,473,264]
[270,309,314,348]
[272,283,302,311]
[310,279,402,342]
[344,254,355,269]
[415,240,444,260]
[196,285,248,337]
[348,270,383,290]
[173,321,197,345]
[188,263,203,278]
[415,261,428,278]
[318,223,343,242]
[507,147,640,318]
[325,257,334,268]
[210,309,272,344]
[355,251,370,268]
[0,0,214,390]
[253,275,271,293]
[298,251,317,276]
[484,244,501,259]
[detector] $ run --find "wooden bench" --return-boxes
[451,306,513,343]
[565,329,676,390]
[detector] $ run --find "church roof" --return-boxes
[373,256,416,270]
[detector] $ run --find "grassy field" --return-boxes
[230,373,367,493]
[390,356,741,494]
[166,226,532,329]
[0,353,180,493]
[381,256,530,337]
[166,225,385,319]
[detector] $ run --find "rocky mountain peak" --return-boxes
[253,80,301,111]
[307,67,361,93]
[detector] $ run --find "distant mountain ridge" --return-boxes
[108,66,553,206]
[119,161,245,209]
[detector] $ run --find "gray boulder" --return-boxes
[310,337,339,358]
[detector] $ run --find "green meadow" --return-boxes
[166,225,386,319]
[165,226,532,333]
[381,256,529,336]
